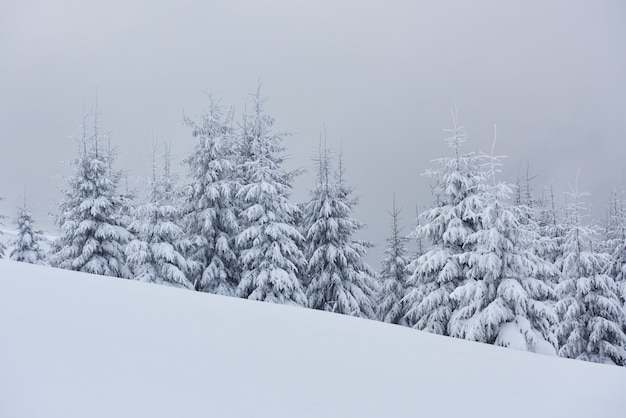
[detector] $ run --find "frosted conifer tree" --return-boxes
[49,109,131,278]
[126,143,194,289]
[603,185,625,252]
[9,203,46,264]
[514,167,560,279]
[403,111,487,334]
[0,195,5,258]
[448,142,558,354]
[603,184,626,305]
[235,89,307,306]
[377,197,411,324]
[183,97,240,294]
[117,171,137,238]
[554,182,626,365]
[302,145,377,318]
[533,182,567,271]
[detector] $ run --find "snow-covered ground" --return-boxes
[1,259,625,418]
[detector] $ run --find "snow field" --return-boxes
[1,259,625,418]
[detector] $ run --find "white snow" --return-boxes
[1,259,625,418]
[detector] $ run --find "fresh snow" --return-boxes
[1,259,625,418]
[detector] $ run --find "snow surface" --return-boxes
[1,259,625,418]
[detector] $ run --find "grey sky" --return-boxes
[1,0,625,265]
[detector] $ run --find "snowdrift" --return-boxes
[1,259,625,418]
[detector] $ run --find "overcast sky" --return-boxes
[1,0,625,265]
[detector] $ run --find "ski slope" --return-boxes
[1,259,625,418]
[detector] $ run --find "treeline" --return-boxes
[1,91,625,367]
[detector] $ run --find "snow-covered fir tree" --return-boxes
[533,182,568,271]
[412,206,426,260]
[302,144,377,318]
[9,202,46,265]
[603,183,626,306]
[512,167,561,280]
[183,97,240,294]
[117,170,138,240]
[0,195,5,258]
[377,197,411,324]
[447,147,558,354]
[554,182,626,365]
[235,89,307,306]
[403,112,487,334]
[603,185,625,252]
[126,143,194,289]
[49,109,131,278]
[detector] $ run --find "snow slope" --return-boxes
[1,259,625,418]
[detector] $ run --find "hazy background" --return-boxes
[1,0,625,266]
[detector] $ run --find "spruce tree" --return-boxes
[404,112,487,334]
[183,97,240,294]
[0,195,5,258]
[235,89,307,306]
[514,167,561,286]
[603,183,626,305]
[448,150,558,354]
[554,183,626,365]
[126,143,194,289]
[117,171,137,241]
[9,203,46,265]
[378,197,411,324]
[534,182,567,270]
[49,109,131,278]
[603,186,625,248]
[302,145,377,318]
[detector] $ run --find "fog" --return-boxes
[1,0,625,265]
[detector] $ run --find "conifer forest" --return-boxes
[2,90,626,367]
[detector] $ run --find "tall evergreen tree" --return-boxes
[9,202,46,265]
[404,112,487,334]
[554,183,626,365]
[126,143,194,289]
[235,89,307,306]
[534,182,567,269]
[513,166,560,280]
[49,108,131,278]
[448,148,558,354]
[117,170,138,241]
[0,195,5,258]
[378,197,411,324]
[183,96,240,295]
[603,183,626,306]
[302,144,377,318]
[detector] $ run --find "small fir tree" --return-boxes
[534,182,567,272]
[602,183,626,252]
[235,89,307,306]
[603,183,626,305]
[49,108,131,278]
[0,195,5,258]
[513,167,561,287]
[126,143,194,289]
[554,182,626,365]
[302,145,377,318]
[117,170,137,240]
[378,197,411,324]
[9,203,47,265]
[404,111,487,334]
[448,147,558,354]
[183,96,240,294]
